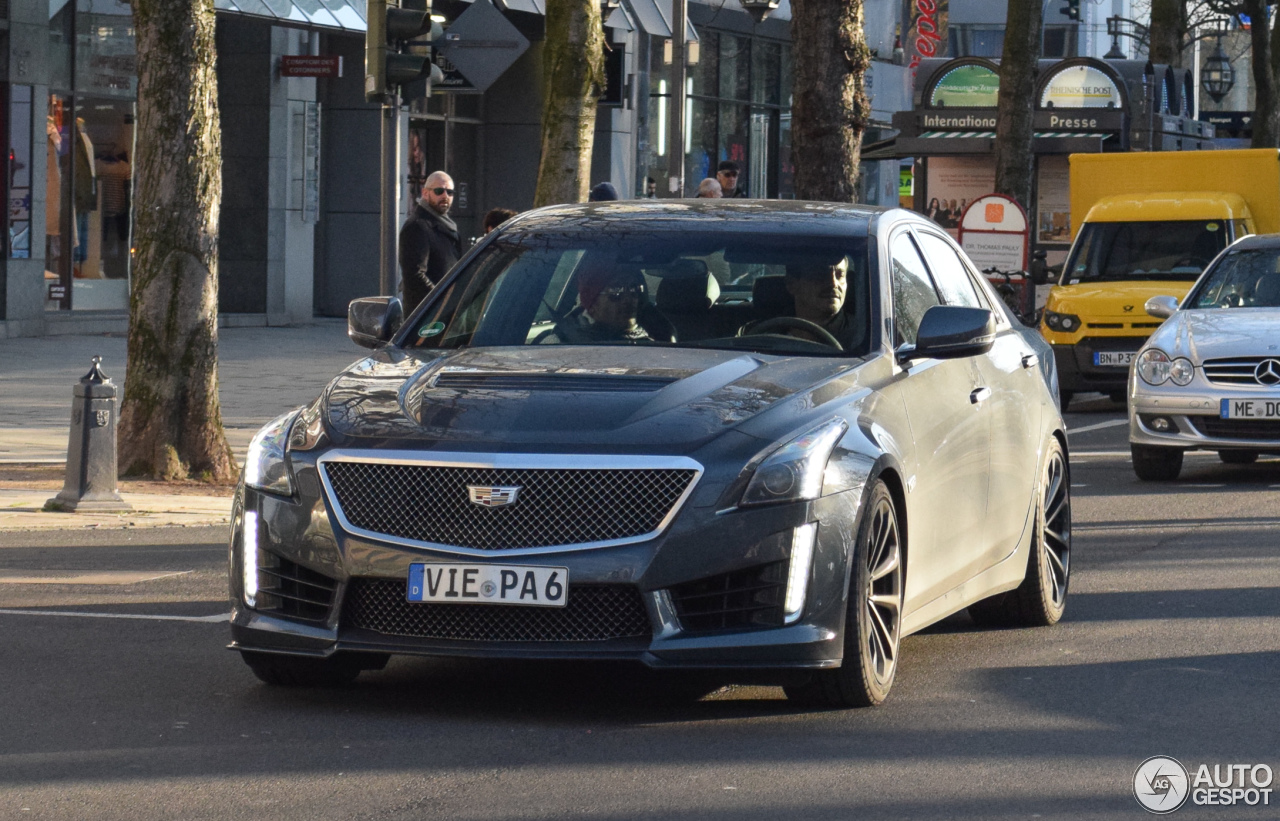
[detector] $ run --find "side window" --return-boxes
[889,232,941,346]
[914,231,983,308]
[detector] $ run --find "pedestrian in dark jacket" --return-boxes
[716,160,748,198]
[398,170,463,312]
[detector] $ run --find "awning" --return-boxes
[213,0,367,31]
[625,0,698,41]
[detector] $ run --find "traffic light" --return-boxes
[365,0,444,103]
[1060,0,1080,22]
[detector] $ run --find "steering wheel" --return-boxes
[746,316,844,350]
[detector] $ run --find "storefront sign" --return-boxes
[1040,64,1122,108]
[959,194,1029,272]
[929,64,999,108]
[432,0,530,94]
[280,56,343,78]
[906,0,949,71]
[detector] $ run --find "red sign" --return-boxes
[279,56,343,78]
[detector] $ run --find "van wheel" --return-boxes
[1219,450,1258,465]
[1131,444,1183,481]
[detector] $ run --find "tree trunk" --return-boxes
[533,0,605,206]
[993,0,1042,213]
[790,0,870,202]
[1148,0,1185,67]
[118,0,234,482]
[1245,0,1280,147]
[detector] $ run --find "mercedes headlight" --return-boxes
[244,409,300,495]
[1137,349,1172,385]
[741,418,848,507]
[1169,357,1195,386]
[1043,310,1082,333]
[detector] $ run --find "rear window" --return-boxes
[1062,220,1229,283]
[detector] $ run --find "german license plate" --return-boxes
[1221,399,1280,420]
[407,563,567,607]
[1094,351,1134,367]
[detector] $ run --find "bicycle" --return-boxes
[981,266,1039,326]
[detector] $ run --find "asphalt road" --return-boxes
[1,396,1278,820]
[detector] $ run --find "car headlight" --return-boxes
[1137,349,1172,385]
[1043,310,1082,333]
[1169,357,1195,386]
[288,400,328,451]
[740,418,848,507]
[244,409,300,495]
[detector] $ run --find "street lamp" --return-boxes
[1201,35,1235,104]
[737,0,780,23]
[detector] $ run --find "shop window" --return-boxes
[751,41,780,106]
[690,30,718,98]
[718,35,751,102]
[7,86,34,260]
[687,97,718,186]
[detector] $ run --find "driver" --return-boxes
[742,256,863,350]
[540,264,655,344]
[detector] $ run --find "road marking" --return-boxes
[0,608,227,623]
[1071,450,1220,458]
[0,570,191,585]
[1067,419,1128,435]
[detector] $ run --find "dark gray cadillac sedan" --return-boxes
[230,201,1070,708]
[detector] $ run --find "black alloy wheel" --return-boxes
[970,437,1071,628]
[786,480,903,708]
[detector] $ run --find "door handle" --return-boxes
[970,387,992,405]
[1021,353,1039,369]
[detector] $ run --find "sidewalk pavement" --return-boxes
[0,320,365,532]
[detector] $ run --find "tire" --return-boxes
[240,650,385,687]
[969,438,1071,629]
[1131,443,1183,481]
[1219,450,1259,465]
[785,480,903,709]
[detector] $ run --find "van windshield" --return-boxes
[1062,220,1230,283]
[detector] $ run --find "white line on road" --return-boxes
[0,608,227,623]
[1067,419,1129,435]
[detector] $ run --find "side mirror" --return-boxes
[348,297,404,349]
[898,305,996,363]
[1145,295,1179,319]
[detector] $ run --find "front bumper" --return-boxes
[1051,336,1147,393]
[1129,381,1280,452]
[228,466,866,671]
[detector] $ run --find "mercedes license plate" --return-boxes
[1221,399,1280,420]
[407,563,567,607]
[1094,351,1134,367]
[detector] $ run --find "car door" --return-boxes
[881,227,992,609]
[914,228,1043,568]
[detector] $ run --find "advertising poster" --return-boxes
[928,63,1000,107]
[1036,155,1071,244]
[921,155,995,237]
[905,0,949,71]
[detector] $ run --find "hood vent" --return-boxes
[432,371,677,393]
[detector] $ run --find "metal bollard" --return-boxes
[44,357,132,513]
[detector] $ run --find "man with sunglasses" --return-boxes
[540,263,670,344]
[717,160,747,198]
[398,170,463,312]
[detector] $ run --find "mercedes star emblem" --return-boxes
[1255,359,1280,386]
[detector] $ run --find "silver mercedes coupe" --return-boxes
[1131,233,1280,480]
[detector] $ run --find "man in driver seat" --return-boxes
[744,256,861,350]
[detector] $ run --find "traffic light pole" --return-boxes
[379,90,401,298]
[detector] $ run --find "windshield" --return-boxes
[401,229,872,357]
[1186,249,1280,309]
[1062,220,1229,283]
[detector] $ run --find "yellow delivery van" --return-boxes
[1040,149,1280,406]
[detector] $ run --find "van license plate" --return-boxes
[1221,400,1280,420]
[1094,352,1134,367]
[407,563,567,607]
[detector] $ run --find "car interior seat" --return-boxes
[655,261,720,341]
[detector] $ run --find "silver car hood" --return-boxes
[1147,309,1280,362]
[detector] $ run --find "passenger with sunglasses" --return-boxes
[538,263,673,345]
[398,170,463,312]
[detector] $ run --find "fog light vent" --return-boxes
[1139,414,1180,434]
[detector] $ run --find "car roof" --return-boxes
[1230,232,1280,251]
[501,200,895,238]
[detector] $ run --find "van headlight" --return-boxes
[741,419,848,507]
[244,409,300,495]
[1043,310,1081,333]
